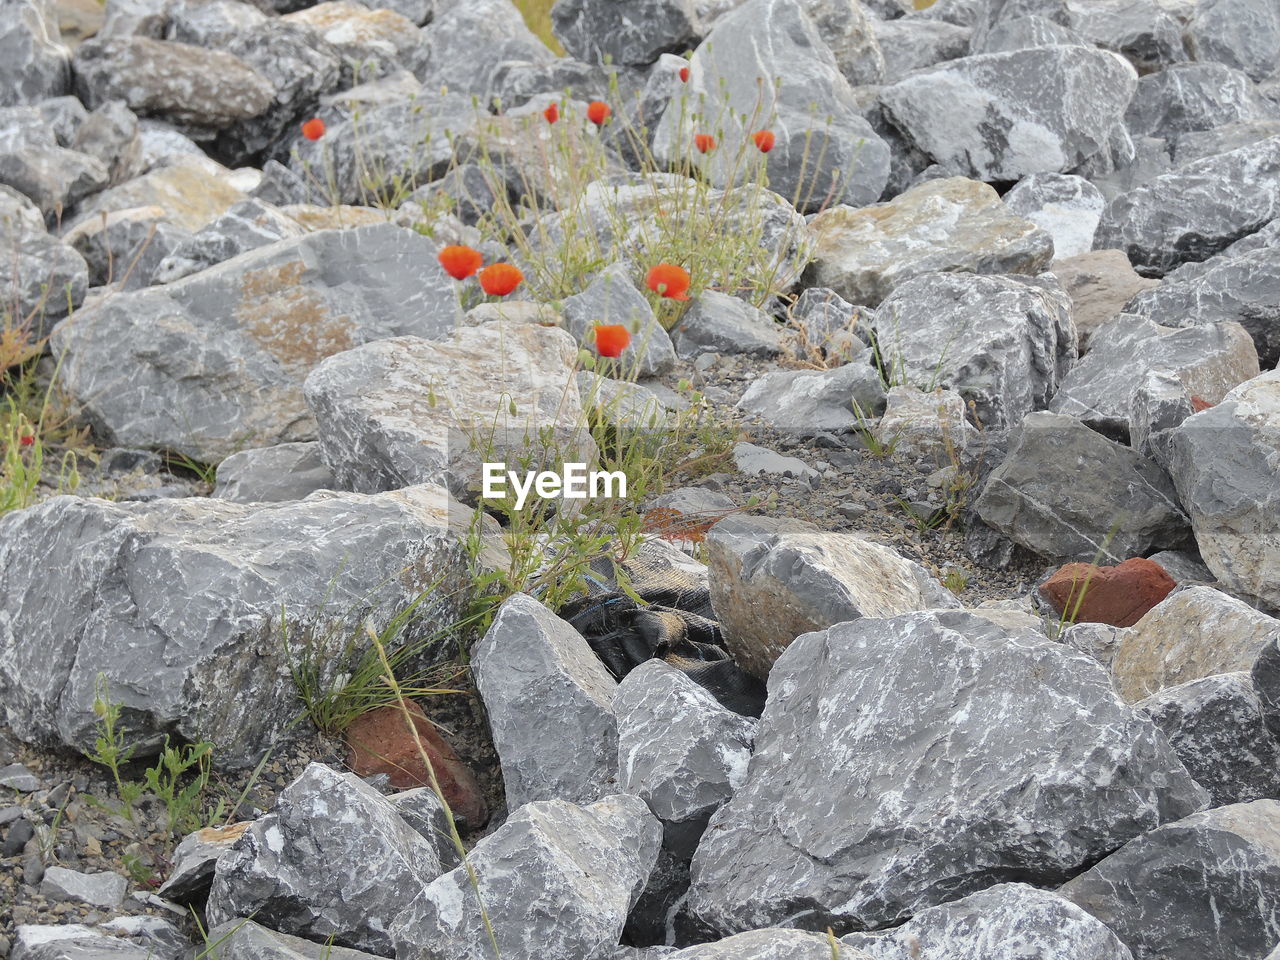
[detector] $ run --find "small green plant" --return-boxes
[143,737,224,837]
[164,451,218,486]
[85,676,226,846]
[851,398,899,460]
[942,568,969,594]
[121,852,155,886]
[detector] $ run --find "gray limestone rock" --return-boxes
[795,0,885,87]
[1003,172,1103,259]
[0,485,472,767]
[0,201,87,337]
[1138,672,1280,805]
[472,594,621,810]
[551,0,700,68]
[976,14,1083,54]
[975,410,1191,562]
[158,822,251,904]
[665,931,840,959]
[202,921,384,960]
[872,272,1077,431]
[736,361,886,435]
[1128,369,1196,467]
[1048,249,1159,351]
[1172,119,1280,166]
[0,0,71,107]
[0,105,109,215]
[390,795,662,960]
[61,205,189,289]
[304,322,594,502]
[731,442,819,482]
[1094,135,1280,277]
[874,17,971,83]
[686,608,1208,934]
[387,788,462,871]
[1123,233,1280,368]
[705,515,959,679]
[73,99,142,186]
[212,443,334,504]
[280,4,431,83]
[653,0,891,211]
[874,385,978,463]
[12,926,160,960]
[39,867,126,909]
[842,883,1134,960]
[1049,316,1260,439]
[672,292,787,359]
[615,659,756,858]
[152,198,305,284]
[561,262,678,379]
[422,0,555,99]
[71,36,273,130]
[206,764,444,955]
[1058,621,1123,669]
[1060,800,1280,960]
[804,177,1054,308]
[1126,62,1270,142]
[1187,0,1280,83]
[1167,370,1280,609]
[878,45,1137,181]
[51,224,462,462]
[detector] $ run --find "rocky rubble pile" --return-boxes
[3,0,1280,957]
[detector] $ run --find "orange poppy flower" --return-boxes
[593,324,631,358]
[301,117,326,141]
[679,66,690,83]
[479,263,524,297]
[544,102,559,124]
[586,101,611,126]
[694,133,716,154]
[438,245,483,280]
[753,129,775,153]
[646,263,691,301]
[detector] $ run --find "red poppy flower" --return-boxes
[679,66,690,83]
[646,263,691,301]
[438,245,483,280]
[586,101,611,126]
[301,117,326,141]
[544,102,559,124]
[694,133,716,154]
[479,263,524,297]
[753,129,776,153]
[593,324,631,358]
[18,433,34,447]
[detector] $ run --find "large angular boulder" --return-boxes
[793,0,885,87]
[421,0,555,99]
[1167,370,1280,609]
[551,0,700,67]
[1060,800,1280,960]
[672,291,788,359]
[65,154,247,234]
[705,516,959,679]
[1003,172,1104,259]
[1138,673,1280,806]
[202,921,386,960]
[1,0,71,107]
[1048,316,1260,439]
[665,930,841,959]
[804,178,1054,307]
[1187,0,1280,83]
[615,660,757,859]
[1094,136,1280,277]
[872,272,1077,431]
[206,764,445,955]
[1110,586,1280,703]
[211,443,334,504]
[304,322,593,502]
[281,2,430,80]
[51,224,462,463]
[390,795,662,960]
[878,45,1137,181]
[653,0,890,211]
[0,188,87,336]
[71,36,273,129]
[842,883,1134,960]
[0,484,472,767]
[152,198,305,284]
[686,609,1207,934]
[560,261,677,379]
[472,594,620,810]
[975,411,1191,562]
[1124,232,1280,368]
[0,105,109,216]
[735,361,886,435]
[1125,62,1269,142]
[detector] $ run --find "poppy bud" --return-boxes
[694,133,716,154]
[753,130,776,153]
